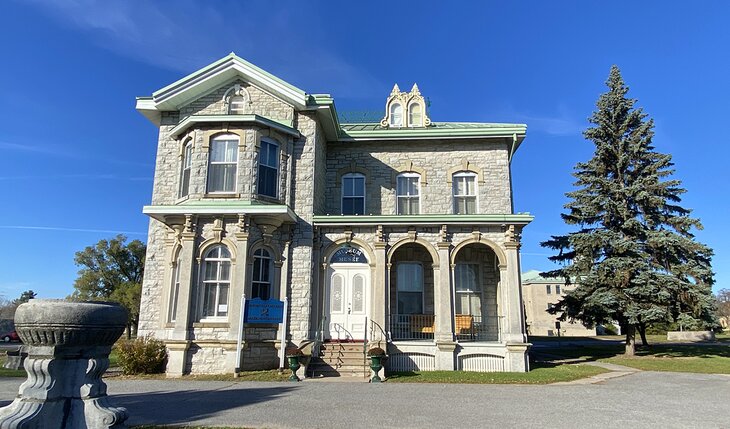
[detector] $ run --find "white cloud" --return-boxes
[24,0,382,97]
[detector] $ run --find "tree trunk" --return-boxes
[624,324,636,356]
[637,322,649,347]
[126,324,132,340]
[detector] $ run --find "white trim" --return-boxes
[206,134,239,194]
[452,171,479,214]
[395,172,421,215]
[341,173,366,215]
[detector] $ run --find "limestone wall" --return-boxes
[324,139,512,215]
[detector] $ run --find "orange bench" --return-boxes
[410,314,435,334]
[455,314,474,336]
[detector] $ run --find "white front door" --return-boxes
[326,266,369,340]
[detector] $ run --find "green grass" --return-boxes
[386,362,608,384]
[0,355,26,377]
[537,340,730,374]
[113,369,289,382]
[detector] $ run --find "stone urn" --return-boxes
[0,300,129,428]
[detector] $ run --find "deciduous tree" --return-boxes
[71,235,145,338]
[542,66,716,356]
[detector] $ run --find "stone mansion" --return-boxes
[136,53,533,375]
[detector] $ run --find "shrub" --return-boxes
[367,347,386,356]
[285,347,303,357]
[116,335,167,375]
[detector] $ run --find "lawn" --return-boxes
[536,340,730,374]
[387,362,608,384]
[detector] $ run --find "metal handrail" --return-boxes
[369,319,391,349]
[312,316,325,358]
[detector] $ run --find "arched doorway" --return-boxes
[388,242,435,340]
[452,243,500,341]
[325,246,370,340]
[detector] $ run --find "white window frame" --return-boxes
[546,284,552,295]
[452,172,478,214]
[341,173,366,215]
[206,135,239,194]
[200,245,231,320]
[396,172,421,215]
[408,102,423,127]
[228,94,247,115]
[257,138,279,199]
[454,263,482,316]
[396,262,424,314]
[179,140,193,198]
[251,248,273,300]
[390,103,403,127]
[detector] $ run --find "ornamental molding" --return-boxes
[380,83,431,128]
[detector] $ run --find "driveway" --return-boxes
[0,371,728,428]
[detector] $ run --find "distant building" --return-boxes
[521,270,596,336]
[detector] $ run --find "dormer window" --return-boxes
[390,103,403,127]
[408,103,423,127]
[380,83,431,128]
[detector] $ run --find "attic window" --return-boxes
[229,95,246,114]
[222,84,250,115]
[409,103,423,127]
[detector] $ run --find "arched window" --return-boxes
[207,135,238,193]
[179,140,193,198]
[168,256,182,323]
[341,173,365,215]
[396,172,420,215]
[201,245,231,318]
[408,103,423,127]
[453,171,478,214]
[252,248,273,300]
[389,103,403,127]
[228,95,246,114]
[257,139,279,198]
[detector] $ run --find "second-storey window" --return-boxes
[252,248,273,300]
[453,172,477,214]
[207,136,238,193]
[396,173,420,215]
[342,173,365,215]
[201,245,231,318]
[258,139,279,198]
[179,140,193,198]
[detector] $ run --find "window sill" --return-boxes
[193,322,230,328]
[255,194,282,204]
[204,193,241,199]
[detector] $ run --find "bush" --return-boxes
[367,347,386,356]
[116,335,167,375]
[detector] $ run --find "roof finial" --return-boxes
[410,83,420,95]
[390,83,401,95]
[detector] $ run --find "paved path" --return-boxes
[1,371,728,428]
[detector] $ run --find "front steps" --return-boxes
[307,341,369,378]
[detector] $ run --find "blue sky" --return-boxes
[1,1,728,299]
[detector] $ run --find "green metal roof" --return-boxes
[338,122,527,141]
[168,114,299,139]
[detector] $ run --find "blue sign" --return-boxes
[331,247,368,264]
[244,298,285,324]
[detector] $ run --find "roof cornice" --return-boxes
[168,114,300,139]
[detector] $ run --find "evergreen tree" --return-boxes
[542,66,716,355]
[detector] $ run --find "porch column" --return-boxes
[372,241,387,342]
[434,241,456,370]
[228,215,250,372]
[168,215,197,376]
[502,227,529,372]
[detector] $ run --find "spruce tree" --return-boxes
[542,66,716,355]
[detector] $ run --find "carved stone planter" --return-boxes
[0,300,129,428]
